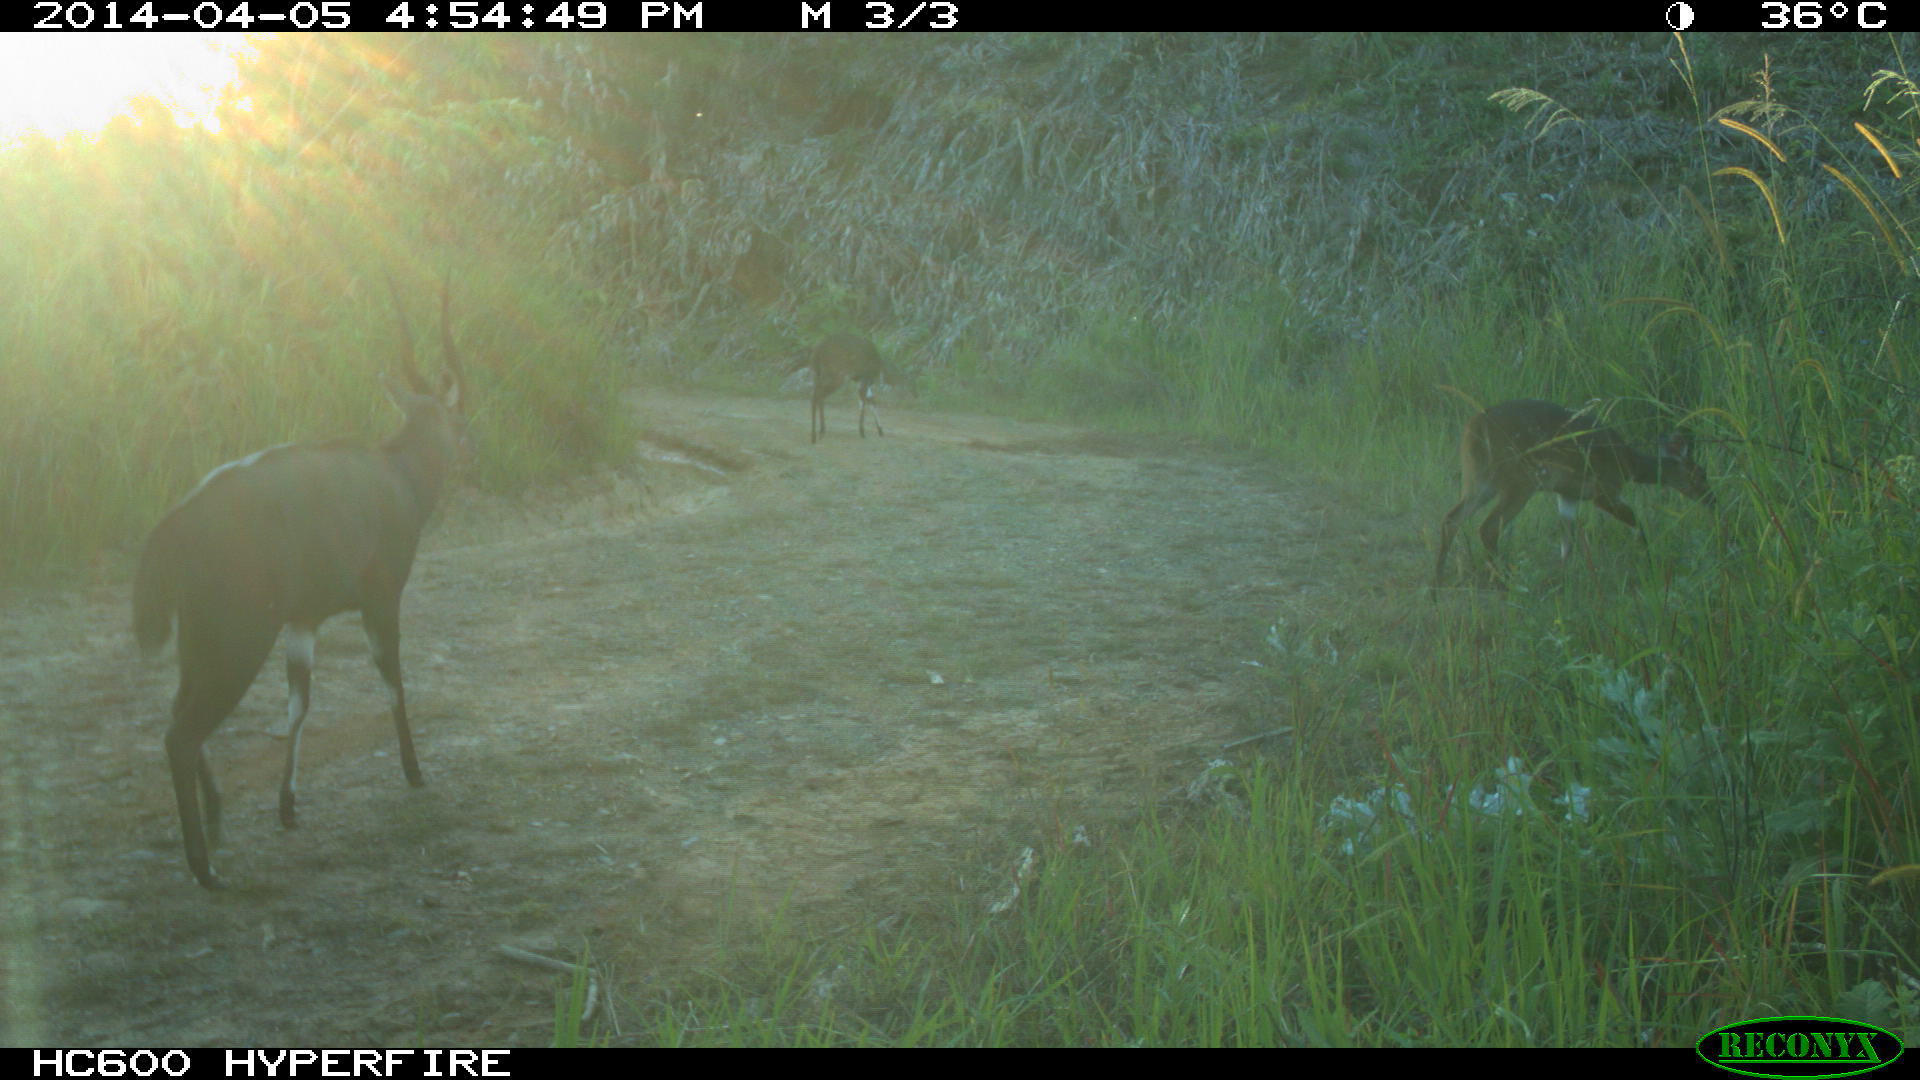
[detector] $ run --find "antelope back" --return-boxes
[812,332,884,390]
[1469,399,1706,502]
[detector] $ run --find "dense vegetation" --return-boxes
[6,32,1920,1046]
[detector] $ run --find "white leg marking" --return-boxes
[273,626,317,737]
[286,723,305,801]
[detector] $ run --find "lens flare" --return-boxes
[0,32,260,143]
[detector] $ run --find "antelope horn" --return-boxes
[439,269,466,399]
[384,271,430,394]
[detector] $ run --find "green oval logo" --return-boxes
[1698,1016,1904,1079]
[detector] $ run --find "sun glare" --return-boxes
[0,32,260,143]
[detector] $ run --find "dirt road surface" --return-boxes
[1,388,1359,1046]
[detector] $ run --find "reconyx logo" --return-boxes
[1697,1017,1903,1079]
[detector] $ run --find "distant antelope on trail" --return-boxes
[1432,398,1711,589]
[793,332,885,443]
[133,277,469,888]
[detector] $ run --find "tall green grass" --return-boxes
[583,745,1915,1045]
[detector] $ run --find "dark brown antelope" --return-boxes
[794,332,885,443]
[1433,399,1711,588]
[132,277,469,888]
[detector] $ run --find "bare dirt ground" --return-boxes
[0,387,1368,1047]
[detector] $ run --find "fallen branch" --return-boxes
[496,945,599,1024]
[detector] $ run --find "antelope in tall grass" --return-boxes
[132,278,469,888]
[1432,399,1711,588]
[793,332,885,443]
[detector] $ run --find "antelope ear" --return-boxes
[383,371,424,412]
[437,367,462,410]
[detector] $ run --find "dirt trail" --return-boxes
[0,388,1340,1047]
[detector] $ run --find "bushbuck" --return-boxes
[793,332,885,443]
[133,278,469,888]
[1433,399,1711,588]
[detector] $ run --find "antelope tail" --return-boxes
[132,515,180,656]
